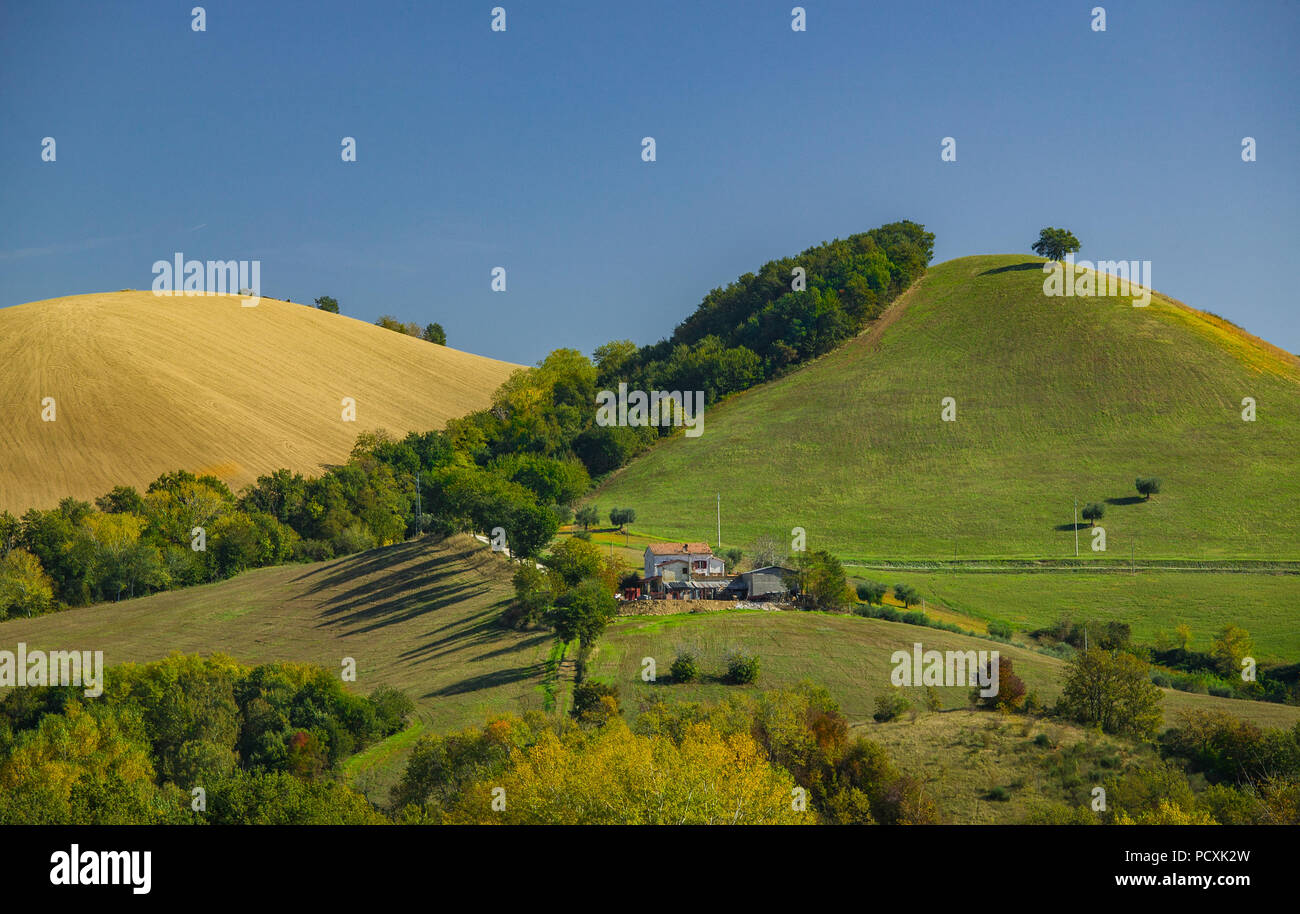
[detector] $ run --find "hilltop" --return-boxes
[0,291,519,511]
[593,255,1300,560]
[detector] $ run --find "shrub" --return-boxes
[292,539,335,563]
[725,651,760,685]
[670,652,699,683]
[972,656,1028,712]
[988,620,1014,640]
[369,686,415,736]
[924,686,943,712]
[571,680,620,724]
[1033,733,1052,748]
[334,523,377,555]
[986,786,1011,802]
[873,690,910,723]
[1172,673,1209,694]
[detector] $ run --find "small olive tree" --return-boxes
[1135,477,1162,500]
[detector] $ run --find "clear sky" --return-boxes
[2,0,1296,364]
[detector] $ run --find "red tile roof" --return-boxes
[646,542,714,555]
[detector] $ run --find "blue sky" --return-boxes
[2,0,1296,364]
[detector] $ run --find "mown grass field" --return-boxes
[871,569,1300,661]
[0,535,552,733]
[593,255,1300,561]
[3,535,1296,805]
[590,609,1300,730]
[0,291,519,512]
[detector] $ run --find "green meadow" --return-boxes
[594,255,1300,561]
[871,568,1300,661]
[590,609,1300,730]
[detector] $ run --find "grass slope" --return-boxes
[878,569,1300,661]
[593,255,1300,560]
[592,609,1300,730]
[0,534,552,733]
[868,710,1153,825]
[0,291,519,511]
[4,535,1295,800]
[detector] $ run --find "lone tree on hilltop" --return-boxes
[1135,477,1162,500]
[1081,502,1105,526]
[1031,227,1081,262]
[422,322,447,345]
[314,295,339,313]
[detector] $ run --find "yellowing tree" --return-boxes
[1211,625,1253,677]
[0,702,169,824]
[82,511,145,551]
[449,718,812,825]
[145,479,228,544]
[1112,800,1217,825]
[0,547,55,619]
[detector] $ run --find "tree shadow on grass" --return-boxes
[316,579,490,635]
[1105,496,1145,506]
[292,537,459,597]
[470,632,552,662]
[423,663,545,697]
[396,600,528,665]
[980,262,1043,275]
[1055,522,1087,531]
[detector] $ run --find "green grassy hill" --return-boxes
[593,254,1300,561]
[593,609,1300,730]
[875,568,1300,661]
[867,710,1154,825]
[0,535,553,734]
[6,533,1295,803]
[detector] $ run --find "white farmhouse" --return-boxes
[643,542,725,580]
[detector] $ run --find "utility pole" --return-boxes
[1074,499,1079,557]
[415,471,422,529]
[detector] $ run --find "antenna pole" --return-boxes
[1074,500,1079,557]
